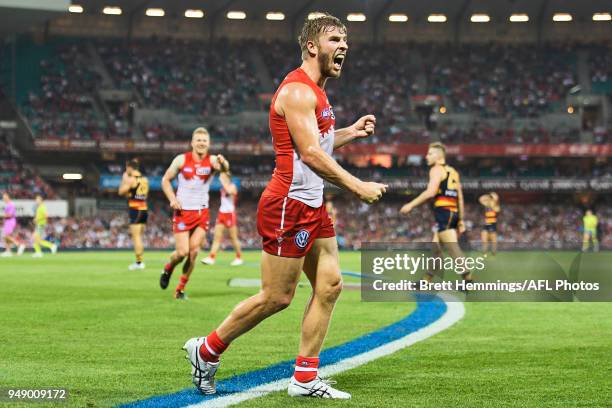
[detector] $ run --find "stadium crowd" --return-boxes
[5,199,609,251]
[425,43,577,118]
[589,43,612,93]
[0,131,56,199]
[16,39,611,144]
[22,42,106,140]
[96,39,261,116]
[342,159,612,179]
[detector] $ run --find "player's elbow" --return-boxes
[300,146,323,168]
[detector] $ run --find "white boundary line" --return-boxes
[187,298,465,408]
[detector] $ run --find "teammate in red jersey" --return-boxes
[201,179,243,266]
[159,127,231,300]
[182,13,387,399]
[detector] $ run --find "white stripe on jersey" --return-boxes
[277,197,288,256]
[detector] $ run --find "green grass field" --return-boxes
[1,250,611,407]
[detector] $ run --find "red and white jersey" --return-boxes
[265,68,335,208]
[176,152,214,210]
[219,187,237,213]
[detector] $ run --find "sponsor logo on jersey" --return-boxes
[183,167,193,173]
[321,106,335,120]
[196,166,211,176]
[295,229,310,249]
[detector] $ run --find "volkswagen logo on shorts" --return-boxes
[294,229,310,249]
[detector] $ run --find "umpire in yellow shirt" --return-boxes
[582,209,599,252]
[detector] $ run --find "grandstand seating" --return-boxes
[9,38,611,144]
[0,130,56,198]
[424,43,577,117]
[21,41,107,140]
[589,43,612,95]
[96,39,261,116]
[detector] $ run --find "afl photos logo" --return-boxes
[294,229,310,249]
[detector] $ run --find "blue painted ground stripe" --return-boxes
[120,294,445,408]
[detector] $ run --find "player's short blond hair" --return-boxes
[298,12,347,60]
[429,142,446,156]
[192,127,210,139]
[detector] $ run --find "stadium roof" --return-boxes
[48,0,612,23]
[0,0,609,38]
[0,0,69,35]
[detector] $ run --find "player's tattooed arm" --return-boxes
[400,165,445,214]
[334,115,376,149]
[162,154,185,210]
[278,82,386,204]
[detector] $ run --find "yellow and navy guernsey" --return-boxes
[127,171,149,224]
[483,206,498,232]
[432,165,460,232]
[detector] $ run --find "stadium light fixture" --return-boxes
[68,5,83,13]
[227,11,246,20]
[102,6,122,15]
[308,12,326,20]
[185,9,204,18]
[266,12,285,21]
[470,14,490,23]
[145,8,164,17]
[592,13,611,22]
[347,13,366,22]
[428,14,447,23]
[552,13,572,22]
[509,14,529,22]
[388,14,408,23]
[62,173,83,180]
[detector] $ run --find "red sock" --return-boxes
[294,356,319,383]
[164,263,174,274]
[198,330,228,362]
[235,250,241,259]
[209,253,216,259]
[176,275,189,291]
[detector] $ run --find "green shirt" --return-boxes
[35,203,47,226]
[583,214,598,231]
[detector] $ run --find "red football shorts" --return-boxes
[173,209,210,233]
[216,211,237,228]
[257,194,335,258]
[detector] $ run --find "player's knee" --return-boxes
[318,277,343,304]
[176,248,189,258]
[262,292,294,313]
